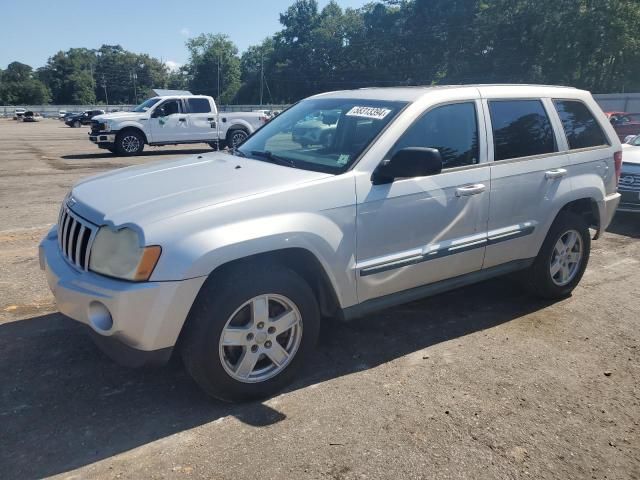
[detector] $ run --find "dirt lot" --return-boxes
[0,119,638,480]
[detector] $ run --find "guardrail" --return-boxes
[0,104,290,118]
[3,95,638,117]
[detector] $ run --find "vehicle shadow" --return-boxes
[606,211,640,238]
[61,148,214,160]
[0,276,553,479]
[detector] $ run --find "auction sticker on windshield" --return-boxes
[346,106,392,120]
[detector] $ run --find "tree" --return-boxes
[184,34,241,103]
[0,61,50,104]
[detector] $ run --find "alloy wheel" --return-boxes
[550,229,583,286]
[218,294,303,383]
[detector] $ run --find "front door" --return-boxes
[356,100,491,302]
[149,99,186,143]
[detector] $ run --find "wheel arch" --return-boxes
[116,125,148,144]
[205,247,341,319]
[174,247,343,352]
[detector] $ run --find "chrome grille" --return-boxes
[619,172,640,192]
[57,206,97,271]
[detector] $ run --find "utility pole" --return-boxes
[260,52,264,106]
[217,53,221,102]
[101,74,108,106]
[130,71,138,104]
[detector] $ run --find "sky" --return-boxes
[0,0,369,70]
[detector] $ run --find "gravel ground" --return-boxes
[0,119,638,480]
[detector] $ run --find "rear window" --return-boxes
[489,100,557,161]
[553,100,609,149]
[188,98,212,113]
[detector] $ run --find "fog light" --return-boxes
[88,301,113,332]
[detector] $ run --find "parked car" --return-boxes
[40,85,621,401]
[65,110,105,128]
[291,109,339,147]
[58,110,67,120]
[619,134,640,212]
[605,111,640,141]
[13,108,26,120]
[89,95,269,155]
[22,111,41,122]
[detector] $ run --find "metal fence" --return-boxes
[0,104,290,118]
[2,94,638,118]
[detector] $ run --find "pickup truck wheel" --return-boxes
[525,211,590,299]
[227,128,249,149]
[181,263,320,402]
[115,131,144,156]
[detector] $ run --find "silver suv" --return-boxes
[40,85,621,401]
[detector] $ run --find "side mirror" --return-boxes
[372,147,442,185]
[151,108,164,118]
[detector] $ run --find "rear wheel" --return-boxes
[181,262,320,402]
[525,211,590,299]
[115,130,145,156]
[226,128,249,149]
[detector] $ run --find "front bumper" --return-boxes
[618,189,640,213]
[89,132,116,145]
[39,227,206,367]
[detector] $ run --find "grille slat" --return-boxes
[619,172,640,192]
[57,205,97,271]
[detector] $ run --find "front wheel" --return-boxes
[181,263,320,402]
[115,131,145,156]
[525,211,590,299]
[73,120,81,128]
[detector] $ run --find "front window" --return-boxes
[237,98,407,173]
[133,97,161,112]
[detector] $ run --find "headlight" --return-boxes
[89,227,161,281]
[101,121,111,132]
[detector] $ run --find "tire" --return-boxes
[525,210,590,299]
[73,120,81,128]
[115,130,145,156]
[181,262,320,402]
[208,140,226,151]
[226,128,249,149]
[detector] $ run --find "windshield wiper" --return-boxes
[250,150,296,168]
[232,148,247,158]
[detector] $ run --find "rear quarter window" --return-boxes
[188,98,212,114]
[553,100,609,149]
[489,100,557,161]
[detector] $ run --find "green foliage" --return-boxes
[0,62,50,104]
[2,0,640,105]
[184,34,241,104]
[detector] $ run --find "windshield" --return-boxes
[133,97,161,112]
[237,98,407,173]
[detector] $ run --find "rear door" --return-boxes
[186,97,217,141]
[482,97,571,269]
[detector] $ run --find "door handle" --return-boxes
[545,168,567,179]
[178,117,187,122]
[207,117,214,121]
[455,184,486,197]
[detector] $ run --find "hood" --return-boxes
[93,111,145,122]
[622,145,640,165]
[70,152,332,227]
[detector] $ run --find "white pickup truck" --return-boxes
[89,95,269,155]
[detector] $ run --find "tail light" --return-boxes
[614,151,622,185]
